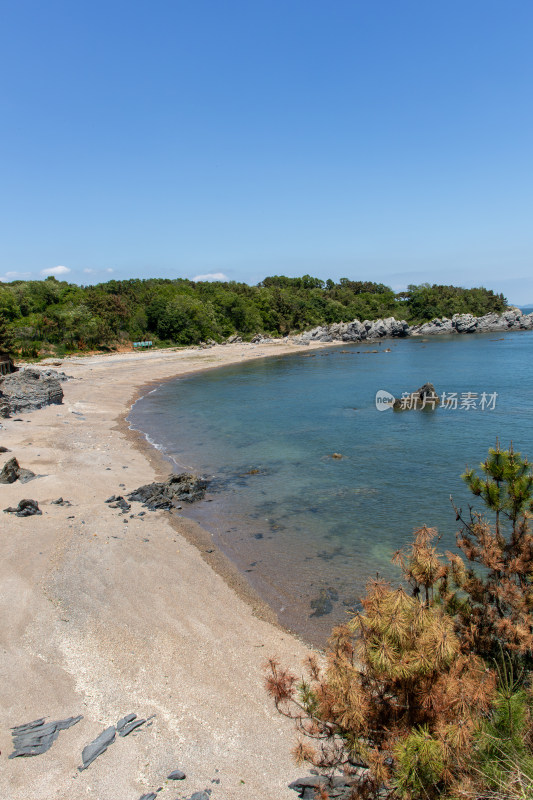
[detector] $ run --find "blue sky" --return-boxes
[1,1,532,302]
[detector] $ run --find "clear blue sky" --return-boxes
[1,1,532,302]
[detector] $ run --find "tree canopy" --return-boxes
[0,274,507,356]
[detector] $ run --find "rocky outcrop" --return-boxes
[392,382,439,411]
[294,310,533,345]
[127,473,208,510]
[0,456,36,484]
[0,367,67,416]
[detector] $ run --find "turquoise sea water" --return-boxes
[129,331,533,644]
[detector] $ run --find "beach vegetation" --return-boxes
[0,275,507,357]
[266,444,533,799]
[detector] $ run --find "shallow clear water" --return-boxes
[129,331,533,644]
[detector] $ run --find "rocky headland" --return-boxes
[295,308,533,343]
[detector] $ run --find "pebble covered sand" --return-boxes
[0,341,332,800]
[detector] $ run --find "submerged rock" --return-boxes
[127,473,208,510]
[310,587,339,617]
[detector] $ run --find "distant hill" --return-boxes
[0,275,508,357]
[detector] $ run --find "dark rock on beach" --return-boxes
[0,367,66,415]
[0,456,36,484]
[119,717,147,736]
[78,725,116,771]
[127,473,208,510]
[168,769,187,780]
[3,498,42,517]
[289,774,362,799]
[116,713,136,731]
[105,495,131,512]
[51,497,72,506]
[9,715,82,758]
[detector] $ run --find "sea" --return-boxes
[128,330,533,645]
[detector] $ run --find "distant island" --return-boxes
[0,274,509,358]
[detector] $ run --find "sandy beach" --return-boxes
[0,340,330,800]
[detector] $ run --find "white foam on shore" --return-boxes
[128,395,197,474]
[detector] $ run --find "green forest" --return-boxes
[0,275,507,357]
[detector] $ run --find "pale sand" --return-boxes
[0,341,331,800]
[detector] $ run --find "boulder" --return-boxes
[0,368,65,414]
[0,392,11,418]
[298,325,333,343]
[452,314,478,333]
[0,456,36,484]
[476,312,504,332]
[3,498,42,517]
[412,317,453,336]
[341,320,367,342]
[365,319,388,339]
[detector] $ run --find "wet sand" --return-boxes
[0,341,331,800]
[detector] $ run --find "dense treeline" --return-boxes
[0,274,506,356]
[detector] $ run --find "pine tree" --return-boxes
[447,442,533,659]
[266,527,495,800]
